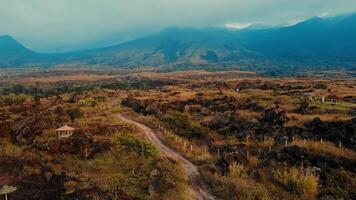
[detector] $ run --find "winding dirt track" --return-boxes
[118,114,216,200]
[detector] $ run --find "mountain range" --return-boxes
[1,13,356,72]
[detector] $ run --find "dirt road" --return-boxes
[118,114,216,200]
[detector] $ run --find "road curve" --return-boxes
[118,114,216,200]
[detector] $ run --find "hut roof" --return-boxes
[56,125,76,132]
[0,185,17,195]
[327,94,342,100]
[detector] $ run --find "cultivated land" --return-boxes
[0,69,356,200]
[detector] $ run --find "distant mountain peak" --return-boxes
[0,35,36,66]
[0,35,17,42]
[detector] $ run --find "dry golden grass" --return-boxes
[274,167,319,200]
[157,131,214,163]
[291,139,356,160]
[2,75,117,86]
[286,113,352,127]
[140,70,257,80]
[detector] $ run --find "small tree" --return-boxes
[297,98,309,114]
[67,108,84,122]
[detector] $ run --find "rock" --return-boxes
[262,109,287,126]
[0,122,13,138]
[306,117,356,150]
[297,98,309,114]
[276,111,287,126]
[148,169,160,195]
[262,109,277,124]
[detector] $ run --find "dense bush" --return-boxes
[67,108,84,122]
[160,112,209,140]
[202,168,271,200]
[320,169,356,199]
[114,135,158,157]
[0,93,28,105]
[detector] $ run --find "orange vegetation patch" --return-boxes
[286,113,352,127]
[4,75,117,85]
[291,139,356,160]
[139,70,257,80]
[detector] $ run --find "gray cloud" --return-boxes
[1,0,356,52]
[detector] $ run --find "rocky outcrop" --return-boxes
[306,117,356,149]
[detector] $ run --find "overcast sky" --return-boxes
[1,0,356,52]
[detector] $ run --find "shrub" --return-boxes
[274,167,319,200]
[203,170,271,200]
[0,93,28,105]
[150,158,189,200]
[78,98,97,107]
[0,140,23,157]
[114,135,158,157]
[320,169,356,199]
[67,107,84,122]
[228,163,249,179]
[160,112,209,140]
[314,83,328,89]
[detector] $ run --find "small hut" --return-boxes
[0,185,17,200]
[56,125,76,139]
[327,94,342,104]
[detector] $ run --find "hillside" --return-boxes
[0,35,37,67]
[1,14,356,71]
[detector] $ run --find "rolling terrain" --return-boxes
[1,14,356,74]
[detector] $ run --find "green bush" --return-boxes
[150,158,189,200]
[160,112,209,140]
[78,98,97,107]
[0,93,28,105]
[114,135,158,157]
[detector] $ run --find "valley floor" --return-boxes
[1,70,356,200]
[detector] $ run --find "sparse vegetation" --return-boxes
[0,70,355,199]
